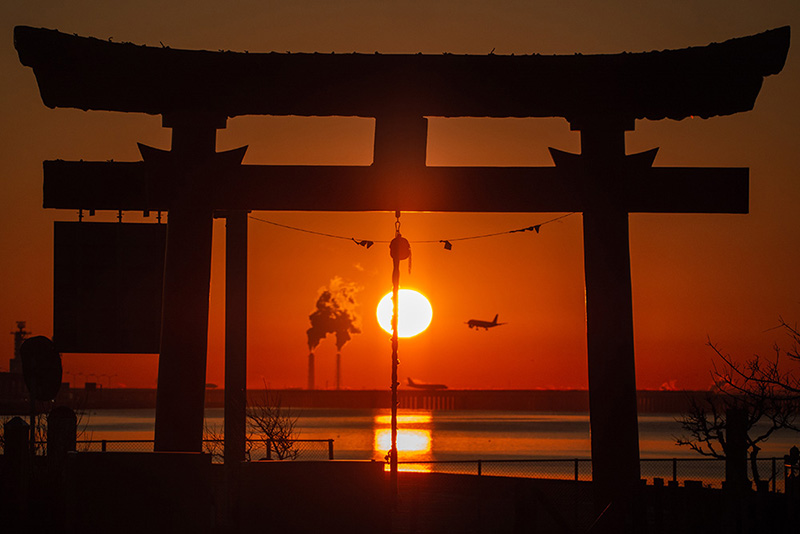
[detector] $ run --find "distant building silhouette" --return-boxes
[9,320,29,374]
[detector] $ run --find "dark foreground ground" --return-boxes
[392,471,794,533]
[1,453,797,533]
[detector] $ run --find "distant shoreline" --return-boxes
[1,386,707,414]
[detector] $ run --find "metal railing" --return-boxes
[16,439,793,492]
[396,457,790,492]
[214,438,335,461]
[69,438,335,461]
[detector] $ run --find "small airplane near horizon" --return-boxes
[466,314,507,330]
[406,378,448,390]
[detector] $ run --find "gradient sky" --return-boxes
[2,1,800,391]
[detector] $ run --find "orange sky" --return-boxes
[2,1,800,391]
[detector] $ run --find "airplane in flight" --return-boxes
[406,378,448,390]
[466,314,507,330]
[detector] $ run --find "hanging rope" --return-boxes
[430,212,575,244]
[387,210,411,505]
[249,212,576,250]
[248,215,357,241]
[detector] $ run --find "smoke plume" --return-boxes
[659,379,678,391]
[307,277,362,352]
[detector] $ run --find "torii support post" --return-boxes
[224,210,248,466]
[576,119,641,529]
[154,113,225,453]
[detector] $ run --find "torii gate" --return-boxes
[15,25,789,517]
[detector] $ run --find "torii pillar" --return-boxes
[575,118,641,524]
[153,113,225,452]
[224,209,248,466]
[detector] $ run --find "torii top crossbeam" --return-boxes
[15,25,789,121]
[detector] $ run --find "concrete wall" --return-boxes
[237,460,388,534]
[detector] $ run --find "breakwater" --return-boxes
[49,387,704,413]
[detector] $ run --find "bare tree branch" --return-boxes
[246,387,299,461]
[676,321,800,483]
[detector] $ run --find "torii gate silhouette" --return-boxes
[16,25,789,522]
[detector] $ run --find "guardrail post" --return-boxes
[101,439,107,452]
[672,458,677,483]
[328,439,334,460]
[478,460,482,476]
[575,459,579,481]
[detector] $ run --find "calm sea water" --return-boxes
[77,408,800,462]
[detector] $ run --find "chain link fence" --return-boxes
[397,457,791,492]
[75,439,153,453]
[14,437,794,493]
[69,438,334,462]
[231,438,334,461]
[640,457,786,492]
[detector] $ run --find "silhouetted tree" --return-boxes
[246,389,299,460]
[677,319,800,484]
[203,389,299,462]
[201,422,225,462]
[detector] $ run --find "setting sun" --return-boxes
[376,289,433,338]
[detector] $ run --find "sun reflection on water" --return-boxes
[374,413,433,426]
[375,428,431,453]
[374,412,432,471]
[383,461,432,473]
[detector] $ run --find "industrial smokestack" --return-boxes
[306,277,361,389]
[307,352,315,390]
[336,352,341,390]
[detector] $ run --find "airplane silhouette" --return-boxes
[466,314,506,330]
[406,377,448,390]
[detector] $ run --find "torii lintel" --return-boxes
[42,158,749,215]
